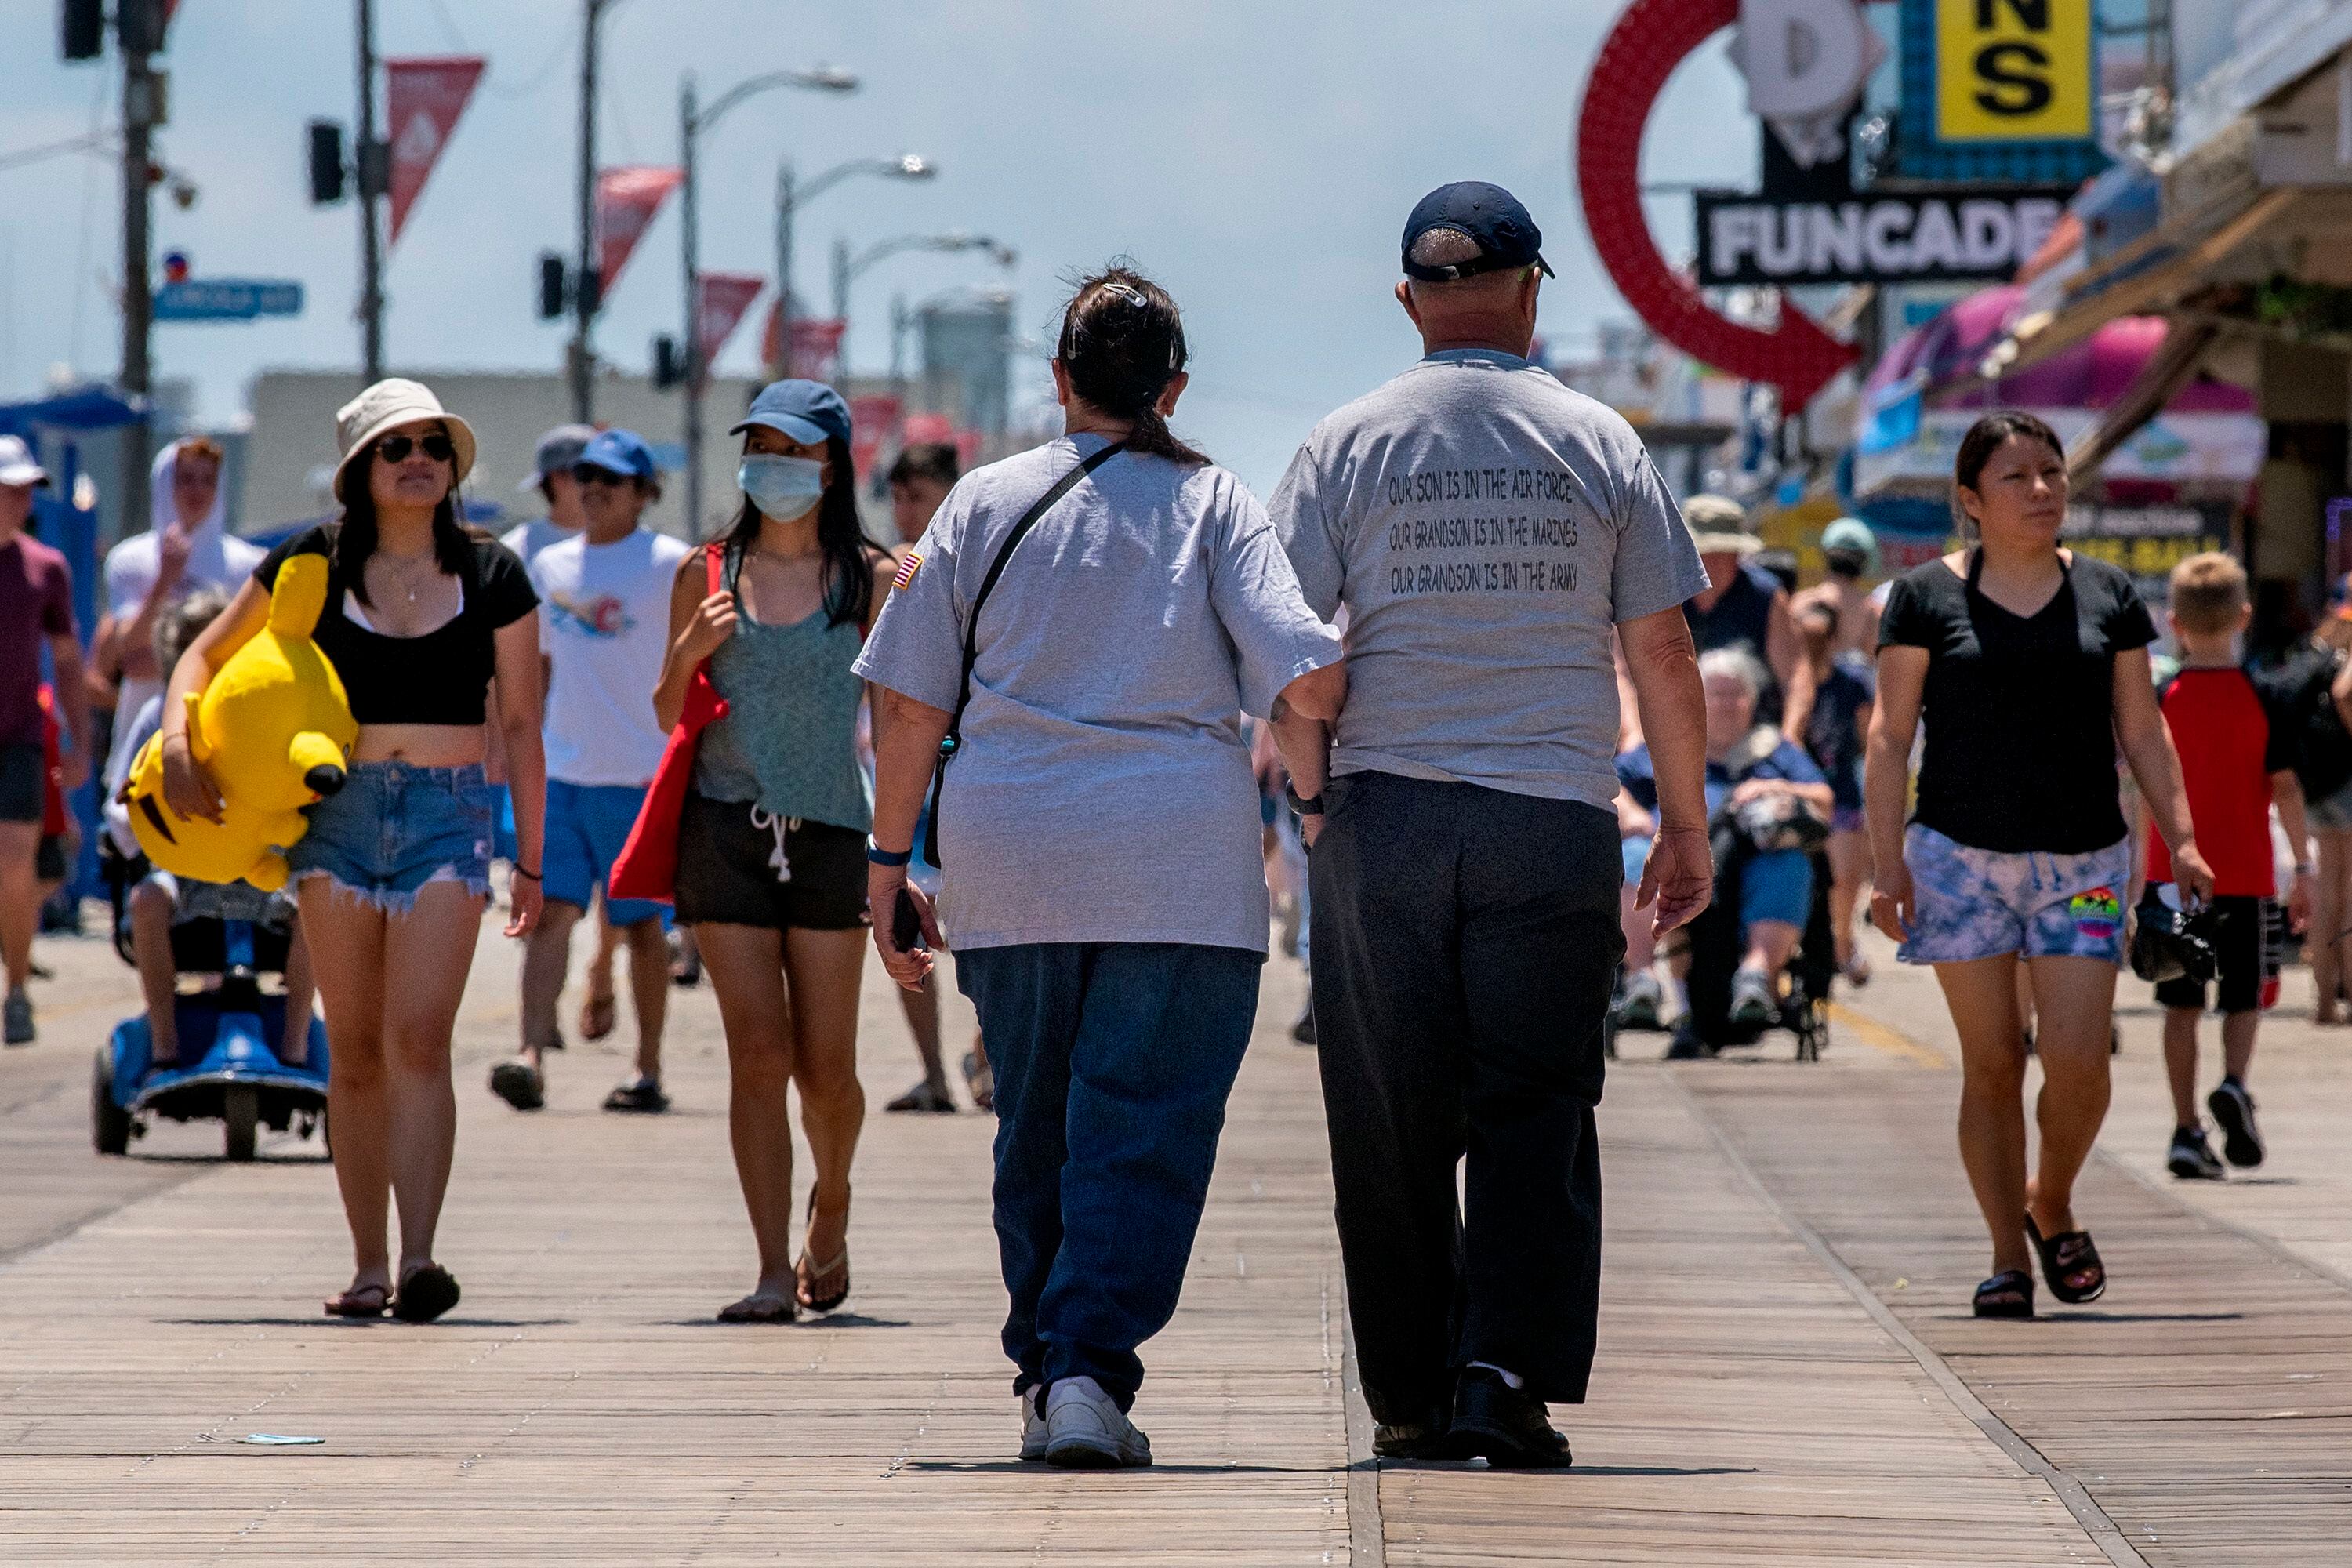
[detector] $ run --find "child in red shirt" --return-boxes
[2150,554,2312,1180]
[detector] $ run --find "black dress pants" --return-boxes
[1308,769,1621,1421]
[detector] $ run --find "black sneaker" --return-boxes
[2167,1125,2224,1181]
[1448,1367,1572,1468]
[2208,1080,2265,1168]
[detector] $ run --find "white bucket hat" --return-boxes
[332,378,477,503]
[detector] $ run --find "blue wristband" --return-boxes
[866,844,913,867]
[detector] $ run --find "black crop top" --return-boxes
[254,524,539,726]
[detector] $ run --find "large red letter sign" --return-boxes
[1576,0,1858,406]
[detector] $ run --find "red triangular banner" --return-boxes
[384,56,485,245]
[696,273,767,373]
[596,166,684,299]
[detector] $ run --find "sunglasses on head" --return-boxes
[376,432,456,464]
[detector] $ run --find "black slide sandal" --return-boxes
[2024,1214,2106,1304]
[1972,1269,2035,1319]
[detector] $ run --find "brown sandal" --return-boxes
[324,1282,391,1319]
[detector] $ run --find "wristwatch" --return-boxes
[1285,783,1324,818]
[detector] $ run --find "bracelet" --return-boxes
[512,866,542,882]
[866,844,914,867]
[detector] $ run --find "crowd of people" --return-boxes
[1,174,2337,1467]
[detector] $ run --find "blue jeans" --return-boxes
[956,942,1261,1411]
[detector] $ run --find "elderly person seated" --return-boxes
[1616,648,1832,1037]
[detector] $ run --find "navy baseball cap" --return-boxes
[573,428,658,483]
[731,379,852,447]
[1402,181,1555,282]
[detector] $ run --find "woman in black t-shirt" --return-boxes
[159,379,544,1324]
[1865,411,2212,1323]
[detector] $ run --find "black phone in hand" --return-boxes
[892,888,927,954]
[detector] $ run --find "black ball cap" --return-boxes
[1401,181,1555,283]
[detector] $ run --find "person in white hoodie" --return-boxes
[92,437,263,735]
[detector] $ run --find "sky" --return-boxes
[0,0,1754,497]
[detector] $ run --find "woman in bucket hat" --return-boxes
[161,378,546,1323]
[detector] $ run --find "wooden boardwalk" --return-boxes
[2,915,2349,1563]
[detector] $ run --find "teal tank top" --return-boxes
[692,548,873,833]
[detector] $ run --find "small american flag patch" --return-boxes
[891,552,923,591]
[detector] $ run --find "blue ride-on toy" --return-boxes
[92,916,330,1162]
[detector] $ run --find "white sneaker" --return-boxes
[1018,1388,1048,1461]
[1728,966,1777,1028]
[1043,1375,1152,1468]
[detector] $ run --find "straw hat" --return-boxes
[1682,492,1759,556]
[332,378,477,503]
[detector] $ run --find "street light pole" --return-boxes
[355,0,384,381]
[680,74,703,538]
[676,64,858,539]
[833,231,1017,382]
[773,159,795,379]
[568,0,606,422]
[119,4,158,532]
[770,154,935,380]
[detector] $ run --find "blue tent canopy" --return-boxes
[0,385,143,438]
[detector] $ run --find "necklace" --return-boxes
[376,550,437,604]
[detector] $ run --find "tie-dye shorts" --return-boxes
[1897,823,2131,967]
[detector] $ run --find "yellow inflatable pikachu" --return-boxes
[122,552,358,891]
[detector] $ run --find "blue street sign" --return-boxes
[154,279,306,323]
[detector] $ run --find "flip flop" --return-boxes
[797,1187,851,1313]
[392,1263,461,1323]
[885,1080,956,1113]
[324,1283,391,1319]
[717,1290,797,1323]
[488,1060,545,1112]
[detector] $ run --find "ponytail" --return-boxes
[1055,264,1208,466]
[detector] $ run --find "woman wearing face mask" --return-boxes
[655,379,895,1323]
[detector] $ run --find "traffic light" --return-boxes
[118,0,164,54]
[652,336,684,391]
[307,122,346,205]
[538,254,567,321]
[61,0,103,60]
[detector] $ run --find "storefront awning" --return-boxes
[1990,187,2303,376]
[2065,320,2227,482]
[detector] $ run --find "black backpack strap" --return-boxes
[922,439,1126,869]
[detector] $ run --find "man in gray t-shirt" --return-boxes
[1268,181,1713,1468]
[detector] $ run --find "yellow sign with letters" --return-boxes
[1934,0,2093,143]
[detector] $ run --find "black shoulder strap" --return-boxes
[922,440,1125,868]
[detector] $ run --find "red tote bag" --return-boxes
[608,543,729,903]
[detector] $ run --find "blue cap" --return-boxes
[1402,181,1555,282]
[731,379,852,448]
[573,428,658,483]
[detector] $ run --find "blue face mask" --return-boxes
[738,454,826,520]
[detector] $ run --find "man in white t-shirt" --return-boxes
[95,437,264,733]
[488,429,689,1116]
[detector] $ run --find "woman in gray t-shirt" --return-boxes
[856,267,1344,1468]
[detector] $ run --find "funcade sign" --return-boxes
[1694,187,2069,286]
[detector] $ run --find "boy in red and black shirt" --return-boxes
[2151,554,2311,1180]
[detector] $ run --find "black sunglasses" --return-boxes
[376,432,456,464]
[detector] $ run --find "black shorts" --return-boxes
[36,834,65,882]
[672,793,869,931]
[2154,895,2272,1015]
[0,742,44,823]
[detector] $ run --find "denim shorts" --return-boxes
[1899,823,2129,967]
[289,760,495,913]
